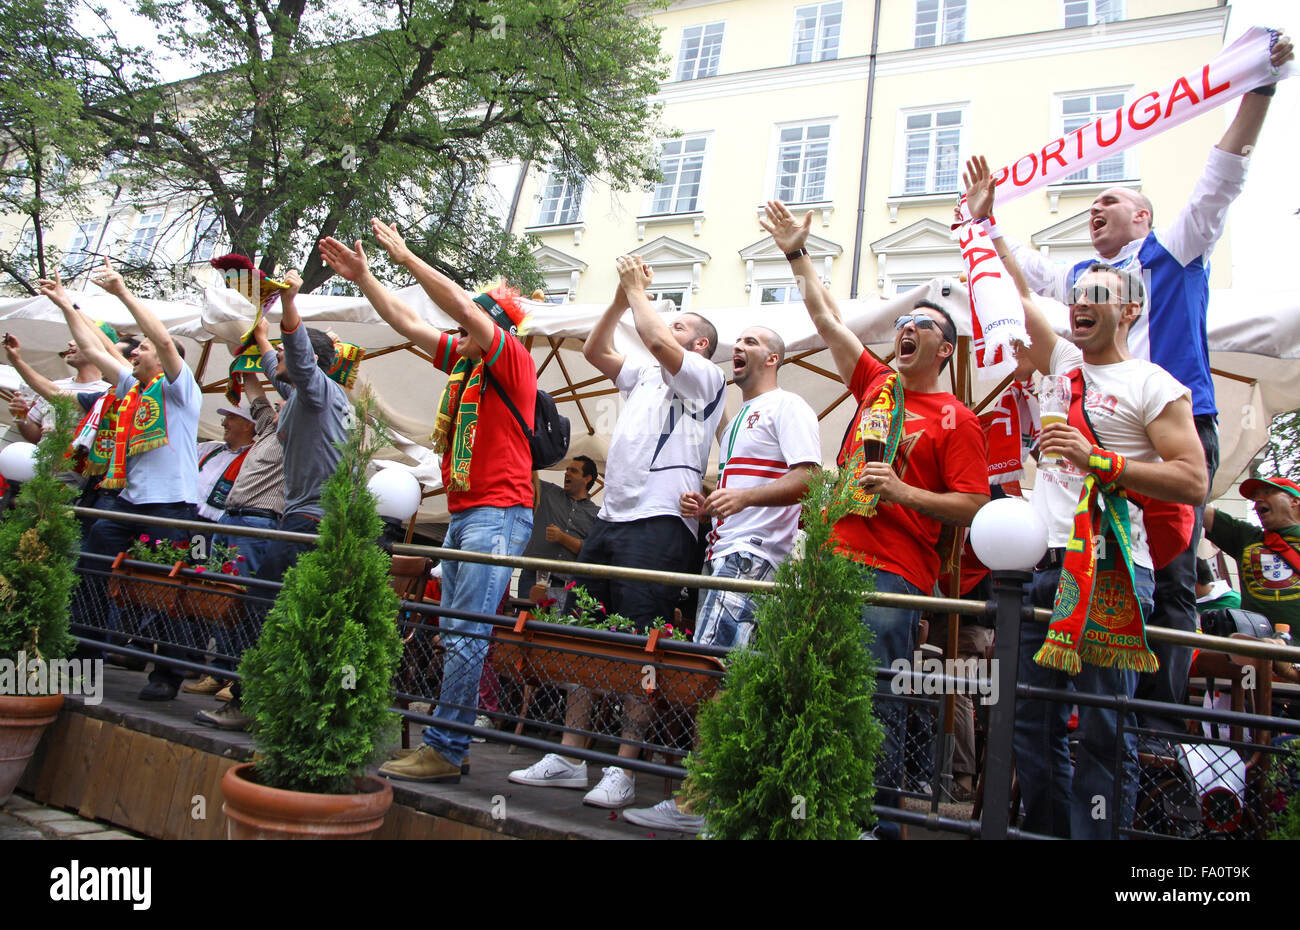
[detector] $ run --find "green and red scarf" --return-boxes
[432,357,483,493]
[1034,371,1159,674]
[99,374,170,490]
[839,373,906,519]
[65,389,118,476]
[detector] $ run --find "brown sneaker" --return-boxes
[182,675,227,695]
[215,683,234,703]
[195,701,251,731]
[378,745,461,783]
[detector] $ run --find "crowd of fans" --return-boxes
[2,40,1297,838]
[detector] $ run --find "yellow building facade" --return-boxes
[511,0,1236,312]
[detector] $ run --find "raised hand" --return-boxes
[759,200,812,255]
[283,268,303,300]
[318,237,370,283]
[1271,34,1293,69]
[2,332,21,364]
[36,270,75,312]
[962,155,997,222]
[371,218,414,267]
[90,257,127,298]
[615,253,651,293]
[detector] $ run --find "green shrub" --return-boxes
[0,396,78,668]
[239,390,402,794]
[686,468,883,839]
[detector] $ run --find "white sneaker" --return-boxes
[508,752,588,789]
[622,798,704,834]
[583,766,635,809]
[472,714,491,742]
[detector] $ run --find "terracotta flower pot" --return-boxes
[0,692,64,803]
[220,762,393,840]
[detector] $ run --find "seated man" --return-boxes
[1205,476,1300,639]
[516,456,600,599]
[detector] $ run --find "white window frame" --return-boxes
[647,285,690,313]
[3,159,28,199]
[65,218,103,271]
[190,206,222,263]
[1054,88,1133,183]
[767,118,837,206]
[645,134,711,217]
[1063,0,1123,29]
[914,0,966,49]
[759,282,803,305]
[534,173,585,227]
[894,104,967,196]
[127,207,166,264]
[791,2,843,65]
[676,22,725,81]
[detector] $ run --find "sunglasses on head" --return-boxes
[1067,283,1130,306]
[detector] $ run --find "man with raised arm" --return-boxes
[985,35,1292,728]
[506,256,726,810]
[966,155,1208,839]
[320,219,536,784]
[622,323,820,834]
[38,260,203,702]
[4,328,112,445]
[761,200,990,835]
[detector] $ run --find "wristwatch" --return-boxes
[784,247,809,261]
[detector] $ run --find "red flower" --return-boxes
[195,566,206,572]
[139,534,151,544]
[564,580,578,591]
[536,597,557,610]
[236,555,245,562]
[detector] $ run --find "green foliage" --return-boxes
[28,0,670,294]
[530,583,689,640]
[0,396,79,667]
[1258,409,1300,481]
[1266,741,1300,841]
[686,469,883,839]
[239,389,402,794]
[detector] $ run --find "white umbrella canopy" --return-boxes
[2,278,1296,523]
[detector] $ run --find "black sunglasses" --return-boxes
[894,313,940,331]
[1067,283,1130,306]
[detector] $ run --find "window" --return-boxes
[65,218,102,271]
[191,207,222,262]
[775,123,832,204]
[677,23,724,81]
[792,2,842,64]
[536,174,584,226]
[15,228,36,261]
[903,108,963,194]
[647,288,687,311]
[127,208,165,263]
[915,0,965,48]
[761,284,802,304]
[1060,92,1127,182]
[650,137,707,215]
[1064,0,1122,29]
[3,159,27,199]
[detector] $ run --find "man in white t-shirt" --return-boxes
[622,324,820,834]
[508,254,726,810]
[685,325,819,648]
[975,155,1207,838]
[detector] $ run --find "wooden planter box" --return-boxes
[492,616,725,708]
[107,553,246,627]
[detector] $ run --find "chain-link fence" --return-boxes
[63,507,1300,839]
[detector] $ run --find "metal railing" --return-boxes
[65,506,1300,839]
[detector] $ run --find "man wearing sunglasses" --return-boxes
[965,33,1293,743]
[972,158,1208,836]
[762,200,990,835]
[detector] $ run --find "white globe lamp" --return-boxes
[970,497,1048,573]
[0,442,38,483]
[368,467,422,522]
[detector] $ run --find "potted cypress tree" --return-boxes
[684,469,884,839]
[0,397,79,802]
[220,389,403,839]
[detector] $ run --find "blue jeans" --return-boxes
[859,568,924,816]
[423,505,532,766]
[213,512,278,579]
[693,552,775,648]
[1014,562,1155,839]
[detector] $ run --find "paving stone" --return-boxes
[45,819,110,837]
[12,808,79,824]
[76,830,142,840]
[4,795,40,810]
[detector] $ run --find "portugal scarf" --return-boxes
[839,373,905,519]
[431,356,483,493]
[65,389,118,476]
[1034,373,1158,674]
[99,374,169,490]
